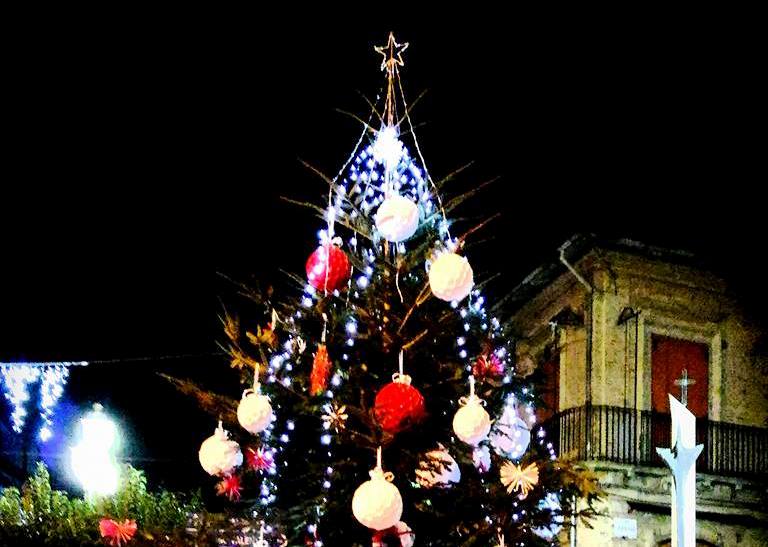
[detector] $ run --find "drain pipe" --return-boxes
[559,248,593,294]
[559,246,595,461]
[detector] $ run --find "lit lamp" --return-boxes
[70,403,120,496]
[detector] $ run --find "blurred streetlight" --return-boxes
[70,403,120,496]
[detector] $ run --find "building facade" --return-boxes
[509,235,767,546]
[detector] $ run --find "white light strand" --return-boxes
[0,362,83,438]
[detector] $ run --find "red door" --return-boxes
[651,335,709,417]
[650,335,709,465]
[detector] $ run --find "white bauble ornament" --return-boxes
[198,421,243,476]
[429,252,474,302]
[352,450,403,531]
[237,387,273,434]
[472,445,491,473]
[394,521,415,547]
[452,376,491,446]
[375,194,419,242]
[415,445,461,488]
[490,405,531,459]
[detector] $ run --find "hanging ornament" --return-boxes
[375,194,419,242]
[452,376,491,446]
[237,364,273,435]
[428,252,474,302]
[415,444,461,488]
[472,351,505,381]
[499,461,539,499]
[216,474,243,501]
[198,421,243,476]
[322,402,349,432]
[352,447,403,531]
[472,445,491,473]
[489,404,531,459]
[374,352,426,433]
[372,521,415,547]
[305,242,350,293]
[246,447,275,473]
[311,316,333,396]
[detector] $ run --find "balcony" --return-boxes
[546,405,768,478]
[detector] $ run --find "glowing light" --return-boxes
[70,403,120,496]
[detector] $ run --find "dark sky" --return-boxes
[1,15,763,488]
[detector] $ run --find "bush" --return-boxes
[0,462,201,546]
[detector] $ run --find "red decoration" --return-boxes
[216,474,242,501]
[374,376,426,433]
[472,351,504,381]
[246,446,275,473]
[311,344,332,396]
[372,523,414,546]
[305,243,350,292]
[99,519,137,546]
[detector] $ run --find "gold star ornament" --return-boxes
[500,461,539,499]
[374,32,409,75]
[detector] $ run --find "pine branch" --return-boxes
[433,161,475,190]
[279,196,327,217]
[456,213,502,247]
[159,374,238,427]
[443,176,501,212]
[355,90,384,126]
[334,108,377,133]
[396,88,429,128]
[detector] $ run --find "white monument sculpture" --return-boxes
[655,369,703,547]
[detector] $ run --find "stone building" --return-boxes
[509,235,767,546]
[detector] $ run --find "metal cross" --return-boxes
[674,368,696,407]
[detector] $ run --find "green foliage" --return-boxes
[0,462,201,546]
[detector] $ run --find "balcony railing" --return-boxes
[545,405,768,478]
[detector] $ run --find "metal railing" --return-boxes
[546,405,768,477]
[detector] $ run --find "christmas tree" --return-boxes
[179,33,600,546]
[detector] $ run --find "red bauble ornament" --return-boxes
[311,344,332,396]
[305,243,350,292]
[374,374,426,433]
[472,352,505,381]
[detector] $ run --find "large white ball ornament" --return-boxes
[375,194,419,242]
[415,445,461,488]
[490,405,531,459]
[198,422,243,476]
[352,465,403,531]
[429,252,474,302]
[237,388,273,434]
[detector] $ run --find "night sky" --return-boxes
[1,16,763,490]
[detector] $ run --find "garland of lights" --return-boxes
[0,361,86,441]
